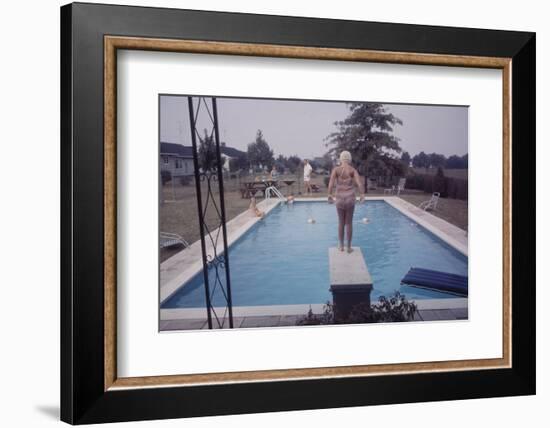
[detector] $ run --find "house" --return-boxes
[160,142,194,178]
[160,141,247,176]
[220,142,246,172]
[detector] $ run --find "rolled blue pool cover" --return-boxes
[401,267,468,297]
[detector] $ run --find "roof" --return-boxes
[160,142,246,159]
[220,145,246,158]
[160,142,193,158]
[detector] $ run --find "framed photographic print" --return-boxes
[60,2,536,424]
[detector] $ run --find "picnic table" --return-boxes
[240,180,280,199]
[282,180,295,195]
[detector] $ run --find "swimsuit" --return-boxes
[335,167,356,211]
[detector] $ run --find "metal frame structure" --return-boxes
[187,96,234,329]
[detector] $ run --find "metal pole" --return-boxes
[187,97,213,329]
[212,98,234,328]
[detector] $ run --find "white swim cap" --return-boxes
[339,150,352,163]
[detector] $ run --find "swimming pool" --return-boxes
[162,200,468,308]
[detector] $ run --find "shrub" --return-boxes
[347,292,417,323]
[161,170,172,185]
[296,291,418,326]
[179,175,192,186]
[406,171,467,200]
[296,303,334,326]
[432,167,447,197]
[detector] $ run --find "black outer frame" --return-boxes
[60,2,535,424]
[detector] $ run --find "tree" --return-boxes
[433,166,447,196]
[198,129,225,171]
[428,152,446,169]
[400,151,411,167]
[273,154,286,172]
[326,103,403,179]
[446,154,465,169]
[319,153,335,171]
[412,151,429,168]
[286,155,302,173]
[461,154,468,168]
[228,155,247,172]
[247,130,274,170]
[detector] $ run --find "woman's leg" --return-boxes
[345,205,355,251]
[336,207,345,250]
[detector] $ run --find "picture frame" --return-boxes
[60,2,535,424]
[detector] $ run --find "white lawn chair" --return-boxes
[395,177,406,195]
[419,192,440,211]
[367,178,377,190]
[384,177,407,195]
[160,232,190,249]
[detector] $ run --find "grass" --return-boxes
[398,193,468,231]
[160,174,468,262]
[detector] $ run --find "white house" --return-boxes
[160,142,194,178]
[160,141,246,177]
[220,142,246,172]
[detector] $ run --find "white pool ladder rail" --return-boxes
[265,186,286,202]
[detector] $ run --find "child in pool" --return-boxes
[248,197,264,218]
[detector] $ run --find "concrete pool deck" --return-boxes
[160,196,468,330]
[160,298,469,331]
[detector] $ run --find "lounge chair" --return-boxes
[160,232,190,249]
[419,192,440,211]
[367,178,377,190]
[384,177,407,195]
[395,178,406,195]
[401,267,468,297]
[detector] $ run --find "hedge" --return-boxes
[405,173,468,200]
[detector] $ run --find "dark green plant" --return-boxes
[296,292,417,326]
[433,166,447,196]
[347,292,417,323]
[161,169,171,185]
[198,129,225,172]
[247,130,274,169]
[296,302,334,326]
[326,103,402,178]
[179,175,192,186]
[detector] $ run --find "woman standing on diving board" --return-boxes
[327,151,365,253]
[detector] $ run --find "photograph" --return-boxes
[55,1,536,424]
[159,95,469,331]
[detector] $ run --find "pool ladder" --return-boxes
[265,186,286,202]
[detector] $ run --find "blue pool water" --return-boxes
[162,201,468,308]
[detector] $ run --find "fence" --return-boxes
[405,173,468,200]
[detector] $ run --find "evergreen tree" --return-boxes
[247,130,274,170]
[326,103,402,177]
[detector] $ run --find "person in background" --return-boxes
[327,150,365,253]
[248,197,264,218]
[303,159,313,195]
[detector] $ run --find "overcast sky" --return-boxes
[160,95,468,159]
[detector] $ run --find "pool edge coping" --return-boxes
[160,297,468,320]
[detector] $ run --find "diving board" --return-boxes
[401,267,468,297]
[329,247,373,320]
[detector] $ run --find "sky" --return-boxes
[160,95,468,159]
